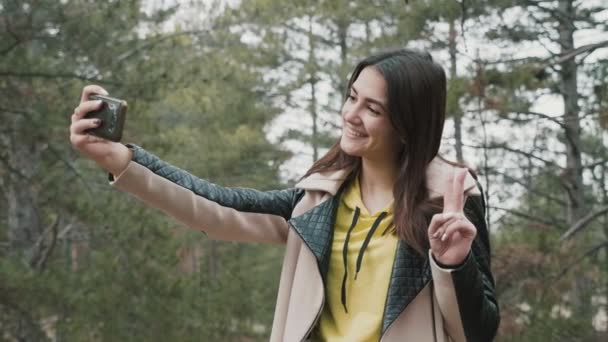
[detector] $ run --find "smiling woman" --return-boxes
[309,50,453,257]
[298,49,499,341]
[70,48,499,341]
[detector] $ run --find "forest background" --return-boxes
[1,0,608,341]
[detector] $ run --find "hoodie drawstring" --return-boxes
[341,207,388,313]
[341,207,360,313]
[355,211,388,280]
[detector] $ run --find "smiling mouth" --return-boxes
[345,126,367,138]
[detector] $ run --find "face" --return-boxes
[340,66,402,162]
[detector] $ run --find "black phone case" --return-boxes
[84,94,128,142]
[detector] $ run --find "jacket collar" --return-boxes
[293,166,354,195]
[294,156,478,197]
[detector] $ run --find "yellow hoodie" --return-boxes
[314,173,398,341]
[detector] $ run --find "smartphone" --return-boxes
[84,94,128,142]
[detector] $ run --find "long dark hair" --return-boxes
[299,48,471,256]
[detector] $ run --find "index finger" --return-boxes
[80,85,109,103]
[452,168,467,212]
[443,167,467,213]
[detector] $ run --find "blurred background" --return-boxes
[1,0,607,340]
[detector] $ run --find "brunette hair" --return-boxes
[299,48,471,256]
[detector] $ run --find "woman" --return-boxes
[70,49,499,341]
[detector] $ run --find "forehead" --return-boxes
[352,66,387,101]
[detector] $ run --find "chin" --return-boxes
[340,136,364,157]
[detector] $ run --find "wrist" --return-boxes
[432,251,471,269]
[98,143,132,176]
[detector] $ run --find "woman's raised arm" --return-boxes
[71,85,302,244]
[108,143,303,244]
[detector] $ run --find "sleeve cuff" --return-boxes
[430,250,473,272]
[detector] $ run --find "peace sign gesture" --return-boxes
[428,168,477,267]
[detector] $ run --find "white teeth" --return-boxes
[346,126,366,137]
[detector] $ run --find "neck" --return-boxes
[358,155,398,199]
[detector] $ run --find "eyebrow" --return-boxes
[351,86,387,112]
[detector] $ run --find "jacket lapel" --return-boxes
[288,183,348,281]
[381,240,432,333]
[291,166,354,280]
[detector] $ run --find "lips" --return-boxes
[345,126,367,138]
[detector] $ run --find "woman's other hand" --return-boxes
[427,168,477,267]
[69,85,132,176]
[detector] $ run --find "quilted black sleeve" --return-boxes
[454,189,500,342]
[111,143,305,220]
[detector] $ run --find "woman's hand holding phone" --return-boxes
[69,85,132,176]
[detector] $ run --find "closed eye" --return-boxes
[368,106,380,115]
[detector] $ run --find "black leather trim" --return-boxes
[288,184,346,281]
[381,240,432,333]
[452,193,500,342]
[118,144,304,220]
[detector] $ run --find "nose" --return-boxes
[342,101,363,124]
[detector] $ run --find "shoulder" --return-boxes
[294,166,355,196]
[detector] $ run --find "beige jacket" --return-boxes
[109,144,499,341]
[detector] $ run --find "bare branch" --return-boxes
[34,216,60,272]
[29,214,60,270]
[503,110,568,129]
[543,40,608,68]
[490,169,567,206]
[554,240,608,279]
[280,22,336,47]
[463,142,562,169]
[582,158,608,170]
[1,15,23,55]
[471,40,608,67]
[57,223,75,240]
[0,71,121,85]
[560,205,608,241]
[466,54,542,66]
[525,0,569,21]
[0,40,21,55]
[489,205,566,229]
[115,29,212,63]
[0,106,97,198]
[46,144,97,199]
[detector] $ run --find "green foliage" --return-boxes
[2,1,607,341]
[1,0,288,340]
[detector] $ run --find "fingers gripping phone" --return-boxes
[84,94,128,142]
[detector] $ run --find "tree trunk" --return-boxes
[601,149,608,329]
[558,0,588,317]
[3,112,43,264]
[337,17,348,97]
[307,14,319,163]
[558,0,585,224]
[449,18,464,163]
